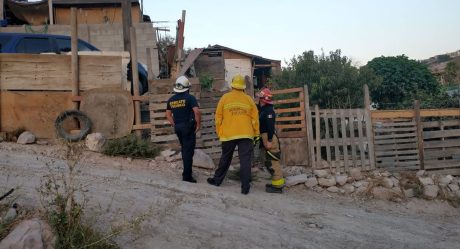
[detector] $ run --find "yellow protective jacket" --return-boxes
[215,89,259,142]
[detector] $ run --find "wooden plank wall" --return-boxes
[309,108,374,172]
[149,78,200,145]
[0,54,125,91]
[0,91,74,138]
[370,107,460,175]
[373,118,420,171]
[272,87,307,138]
[423,119,460,175]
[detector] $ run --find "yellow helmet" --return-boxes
[230,75,246,90]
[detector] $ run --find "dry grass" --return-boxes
[103,134,161,159]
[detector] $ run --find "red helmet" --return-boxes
[258,87,274,105]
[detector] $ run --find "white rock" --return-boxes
[305,177,318,188]
[193,149,215,169]
[335,175,348,186]
[16,131,36,144]
[318,177,336,187]
[36,140,49,145]
[381,171,391,177]
[327,186,340,193]
[85,133,106,152]
[346,176,354,183]
[349,168,364,181]
[313,169,330,178]
[448,183,460,192]
[416,170,426,177]
[390,177,400,187]
[3,207,17,222]
[285,174,309,187]
[371,170,381,177]
[127,157,132,162]
[355,186,368,194]
[438,175,453,186]
[418,177,434,186]
[372,187,394,201]
[404,188,415,198]
[381,177,394,188]
[161,149,176,158]
[353,181,369,188]
[342,184,355,194]
[283,166,306,177]
[423,185,439,199]
[0,218,54,249]
[154,156,165,161]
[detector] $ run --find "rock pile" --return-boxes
[285,168,460,202]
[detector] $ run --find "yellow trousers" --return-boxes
[260,133,284,187]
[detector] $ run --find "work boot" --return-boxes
[183,176,197,183]
[241,185,250,195]
[207,178,220,186]
[265,184,283,194]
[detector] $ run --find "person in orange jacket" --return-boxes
[207,75,259,194]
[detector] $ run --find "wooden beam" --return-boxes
[122,0,132,52]
[48,0,54,25]
[71,8,79,109]
[372,108,460,119]
[304,85,315,168]
[364,84,376,170]
[254,64,273,68]
[133,124,151,130]
[414,100,425,170]
[130,27,141,136]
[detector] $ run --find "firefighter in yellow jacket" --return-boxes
[207,75,259,195]
[258,87,285,193]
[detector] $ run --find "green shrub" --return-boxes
[199,73,214,90]
[103,134,161,158]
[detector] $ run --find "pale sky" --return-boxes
[143,0,460,66]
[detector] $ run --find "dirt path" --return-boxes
[1,143,459,249]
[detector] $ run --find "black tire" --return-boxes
[55,110,92,142]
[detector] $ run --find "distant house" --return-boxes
[182,44,281,95]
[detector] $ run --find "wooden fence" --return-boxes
[272,87,307,138]
[371,106,460,175]
[306,86,375,172]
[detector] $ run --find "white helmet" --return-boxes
[173,76,191,93]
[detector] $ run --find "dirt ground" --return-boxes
[1,142,459,249]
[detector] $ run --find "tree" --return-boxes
[157,35,175,78]
[363,55,443,109]
[272,50,381,109]
[445,61,459,84]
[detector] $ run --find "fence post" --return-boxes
[304,85,316,168]
[315,105,321,168]
[414,100,425,170]
[364,85,376,170]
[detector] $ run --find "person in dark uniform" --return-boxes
[258,87,285,193]
[166,76,201,183]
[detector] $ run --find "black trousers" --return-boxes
[174,122,196,179]
[213,138,253,189]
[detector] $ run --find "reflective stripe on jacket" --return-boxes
[215,89,260,142]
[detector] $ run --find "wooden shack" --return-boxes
[192,45,281,96]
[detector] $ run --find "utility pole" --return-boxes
[172,10,186,78]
